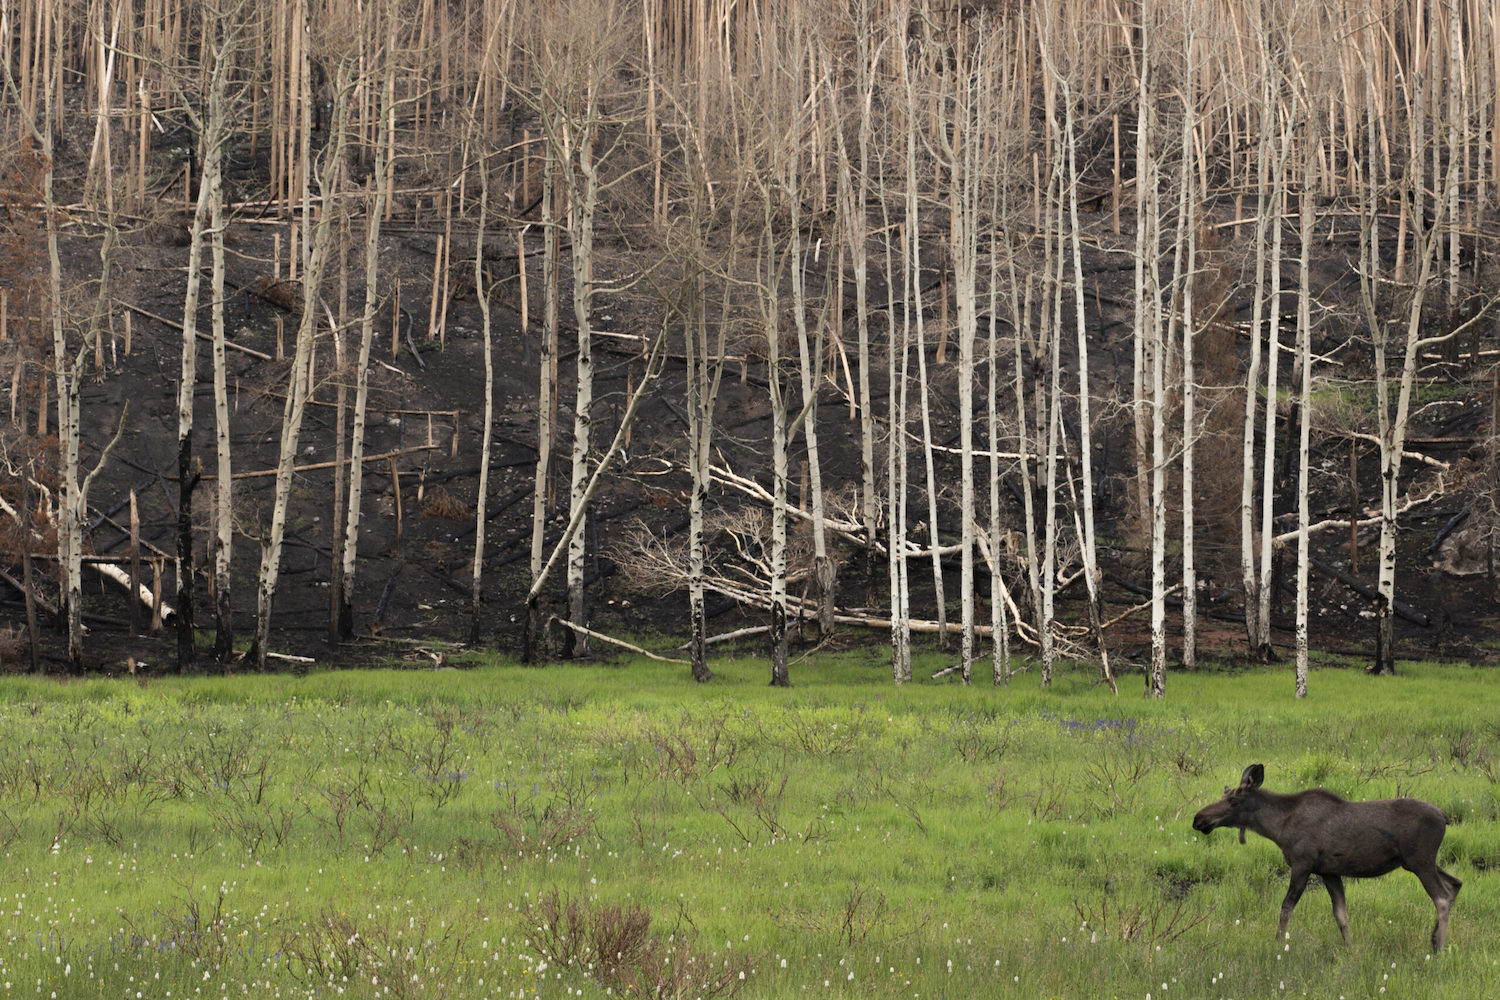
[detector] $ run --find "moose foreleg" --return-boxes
[1278,869,1312,940]
[1323,875,1351,943]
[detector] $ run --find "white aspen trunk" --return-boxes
[952,68,980,683]
[1042,172,1063,688]
[47,121,82,672]
[1176,45,1198,673]
[526,146,559,660]
[1061,81,1115,692]
[685,277,707,677]
[1295,118,1316,698]
[767,224,790,688]
[209,126,232,663]
[1257,119,1292,654]
[883,201,911,683]
[685,266,720,682]
[851,12,879,607]
[339,37,396,644]
[195,2,247,667]
[903,57,946,648]
[791,195,832,641]
[39,29,116,672]
[328,214,348,648]
[1447,0,1461,337]
[470,148,493,646]
[912,211,947,651]
[1008,266,1043,658]
[1241,57,1274,658]
[986,238,1010,685]
[1148,162,1168,699]
[1130,0,1153,528]
[175,118,213,674]
[252,60,347,671]
[1369,143,1450,675]
[563,98,600,659]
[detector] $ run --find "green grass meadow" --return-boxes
[0,652,1496,999]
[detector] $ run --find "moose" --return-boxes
[1192,764,1461,950]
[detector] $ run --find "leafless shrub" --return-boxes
[282,904,474,999]
[838,883,888,945]
[952,713,1014,763]
[1072,889,1215,949]
[646,709,740,783]
[701,769,790,843]
[492,771,599,856]
[1027,773,1069,822]
[522,889,754,1000]
[394,712,471,808]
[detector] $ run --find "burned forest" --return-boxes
[3,0,1500,692]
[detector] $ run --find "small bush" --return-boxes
[522,889,755,1000]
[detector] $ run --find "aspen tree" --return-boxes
[174,83,213,674]
[986,237,1011,685]
[1131,0,1168,697]
[524,2,625,660]
[340,12,398,644]
[1005,253,1043,662]
[1042,142,1064,688]
[939,41,982,682]
[789,126,835,643]
[683,265,719,682]
[1362,127,1453,676]
[561,83,600,659]
[907,40,947,650]
[1175,18,1198,673]
[251,55,351,671]
[1130,0,1154,529]
[1240,37,1275,660]
[470,137,493,646]
[1257,114,1293,664]
[1294,111,1318,698]
[174,0,245,671]
[1060,73,1115,691]
[16,0,120,673]
[525,141,558,661]
[885,39,915,684]
[837,2,881,606]
[880,168,912,684]
[765,150,793,688]
[680,144,738,682]
[1147,154,1167,699]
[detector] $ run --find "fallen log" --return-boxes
[549,616,689,665]
[676,624,770,650]
[1306,556,1430,627]
[118,299,273,361]
[216,443,440,480]
[93,562,175,623]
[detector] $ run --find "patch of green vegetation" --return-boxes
[0,655,1492,998]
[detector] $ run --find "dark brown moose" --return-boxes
[1192,764,1461,950]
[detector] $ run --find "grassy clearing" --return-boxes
[0,654,1496,998]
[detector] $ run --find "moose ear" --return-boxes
[1240,764,1265,790]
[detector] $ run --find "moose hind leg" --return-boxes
[1413,866,1459,951]
[1278,870,1312,941]
[1323,875,1351,944]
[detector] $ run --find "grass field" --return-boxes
[0,651,1495,998]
